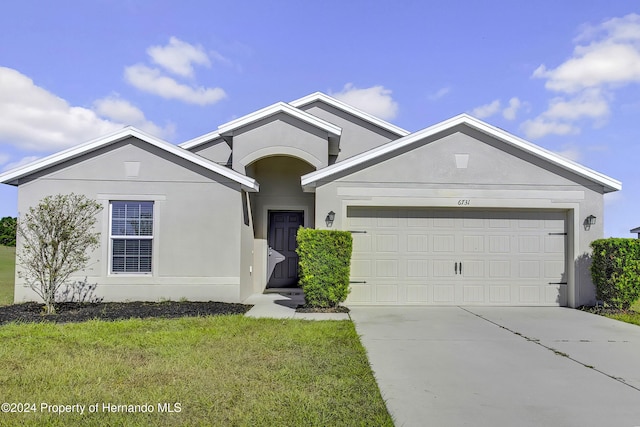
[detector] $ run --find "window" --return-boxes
[110,201,153,273]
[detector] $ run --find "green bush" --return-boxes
[296,228,353,308]
[0,217,16,246]
[590,238,640,309]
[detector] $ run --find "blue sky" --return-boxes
[0,1,637,237]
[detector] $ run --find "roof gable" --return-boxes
[0,127,259,191]
[290,92,409,137]
[217,101,342,138]
[301,114,621,193]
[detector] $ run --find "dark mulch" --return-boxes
[0,301,252,325]
[296,305,350,313]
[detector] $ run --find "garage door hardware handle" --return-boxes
[548,232,568,235]
[454,262,463,275]
[348,230,368,233]
[548,282,568,285]
[350,280,367,284]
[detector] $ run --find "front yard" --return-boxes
[0,315,392,426]
[0,246,392,426]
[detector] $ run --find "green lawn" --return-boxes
[0,245,15,305]
[0,316,393,426]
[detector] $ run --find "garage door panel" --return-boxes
[463,286,484,303]
[433,235,455,252]
[346,207,566,306]
[489,235,510,252]
[406,285,429,303]
[407,234,428,252]
[433,285,455,303]
[489,285,510,303]
[376,234,398,252]
[407,259,429,277]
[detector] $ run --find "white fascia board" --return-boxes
[290,92,410,137]
[217,101,342,137]
[0,126,259,192]
[179,130,222,150]
[301,114,622,193]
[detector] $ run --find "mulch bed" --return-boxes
[0,301,252,325]
[296,305,350,313]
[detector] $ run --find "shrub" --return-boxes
[296,228,353,308]
[0,216,16,246]
[17,194,102,314]
[590,238,640,310]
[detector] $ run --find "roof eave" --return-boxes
[290,92,410,137]
[300,114,622,193]
[0,127,259,191]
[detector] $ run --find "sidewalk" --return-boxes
[243,291,350,320]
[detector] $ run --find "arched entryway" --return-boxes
[245,156,316,290]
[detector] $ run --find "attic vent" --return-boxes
[125,161,141,178]
[455,153,469,169]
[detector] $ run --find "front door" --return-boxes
[267,211,303,287]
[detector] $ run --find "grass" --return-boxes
[0,245,15,306]
[602,299,640,326]
[0,315,392,426]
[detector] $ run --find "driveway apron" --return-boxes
[349,307,640,427]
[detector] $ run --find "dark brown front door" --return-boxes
[267,211,303,287]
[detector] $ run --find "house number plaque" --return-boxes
[457,199,471,206]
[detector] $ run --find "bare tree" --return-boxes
[17,194,102,314]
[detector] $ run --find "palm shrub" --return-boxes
[296,228,353,308]
[590,238,640,309]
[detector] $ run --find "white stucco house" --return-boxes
[0,92,621,307]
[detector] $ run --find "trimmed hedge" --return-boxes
[590,238,640,309]
[296,228,353,308]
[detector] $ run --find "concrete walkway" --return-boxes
[243,291,349,320]
[350,306,640,427]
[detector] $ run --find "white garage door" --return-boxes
[346,208,567,306]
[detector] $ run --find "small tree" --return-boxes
[17,194,102,314]
[0,216,17,246]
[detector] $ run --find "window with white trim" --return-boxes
[110,201,153,273]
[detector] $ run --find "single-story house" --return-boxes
[631,227,640,238]
[0,92,621,307]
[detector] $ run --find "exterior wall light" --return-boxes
[325,211,335,227]
[584,215,597,231]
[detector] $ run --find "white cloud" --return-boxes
[543,89,610,122]
[93,96,174,138]
[428,87,451,100]
[502,97,522,120]
[525,14,640,138]
[2,156,40,172]
[0,67,171,153]
[0,67,123,151]
[147,37,211,78]
[125,37,228,106]
[520,118,578,140]
[125,64,226,106]
[470,100,501,119]
[534,14,640,93]
[553,144,583,162]
[331,84,398,120]
[0,153,9,166]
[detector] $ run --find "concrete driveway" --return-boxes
[349,307,640,427]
